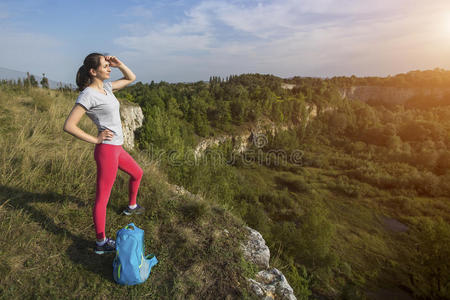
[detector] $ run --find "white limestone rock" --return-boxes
[241,226,270,269]
[248,268,297,300]
[120,102,144,150]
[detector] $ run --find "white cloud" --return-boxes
[115,3,216,57]
[114,0,450,81]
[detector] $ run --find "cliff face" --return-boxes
[120,101,144,150]
[194,117,294,158]
[339,86,450,104]
[194,104,317,158]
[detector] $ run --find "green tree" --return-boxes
[410,218,450,298]
[285,258,312,300]
[40,73,49,89]
[29,74,38,87]
[328,112,348,134]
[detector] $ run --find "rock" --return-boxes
[194,135,232,159]
[120,102,144,150]
[241,226,297,300]
[168,183,190,196]
[248,268,297,300]
[281,83,296,90]
[194,112,321,158]
[241,226,270,269]
[248,278,268,298]
[167,183,203,201]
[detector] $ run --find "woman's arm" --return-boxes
[106,56,136,92]
[63,104,113,144]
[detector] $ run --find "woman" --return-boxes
[63,53,144,254]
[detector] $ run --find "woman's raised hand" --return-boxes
[97,129,114,144]
[105,55,122,68]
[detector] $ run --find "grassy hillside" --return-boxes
[0,85,256,299]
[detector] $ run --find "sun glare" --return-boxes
[445,14,450,35]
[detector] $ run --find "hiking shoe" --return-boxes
[123,204,145,215]
[94,238,116,255]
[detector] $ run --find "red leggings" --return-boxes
[93,144,143,240]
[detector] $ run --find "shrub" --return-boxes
[285,259,312,300]
[409,217,450,298]
[245,205,271,239]
[275,173,310,193]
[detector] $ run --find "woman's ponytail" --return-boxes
[76,65,90,91]
[75,52,105,91]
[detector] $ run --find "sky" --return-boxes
[1,0,449,84]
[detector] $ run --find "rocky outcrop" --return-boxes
[248,269,297,300]
[338,86,450,105]
[120,101,144,150]
[166,184,296,299]
[173,117,266,158]
[241,226,270,269]
[166,183,202,201]
[281,83,296,90]
[194,116,301,158]
[194,135,235,158]
[241,226,297,300]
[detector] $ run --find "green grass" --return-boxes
[0,86,257,299]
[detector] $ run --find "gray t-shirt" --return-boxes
[75,81,124,145]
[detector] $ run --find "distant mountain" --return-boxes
[0,67,74,90]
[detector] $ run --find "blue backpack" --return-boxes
[113,223,158,285]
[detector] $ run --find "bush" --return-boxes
[245,205,271,239]
[409,217,450,299]
[272,198,336,269]
[285,259,312,300]
[382,196,415,216]
[275,173,310,193]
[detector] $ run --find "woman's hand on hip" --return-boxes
[97,129,114,144]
